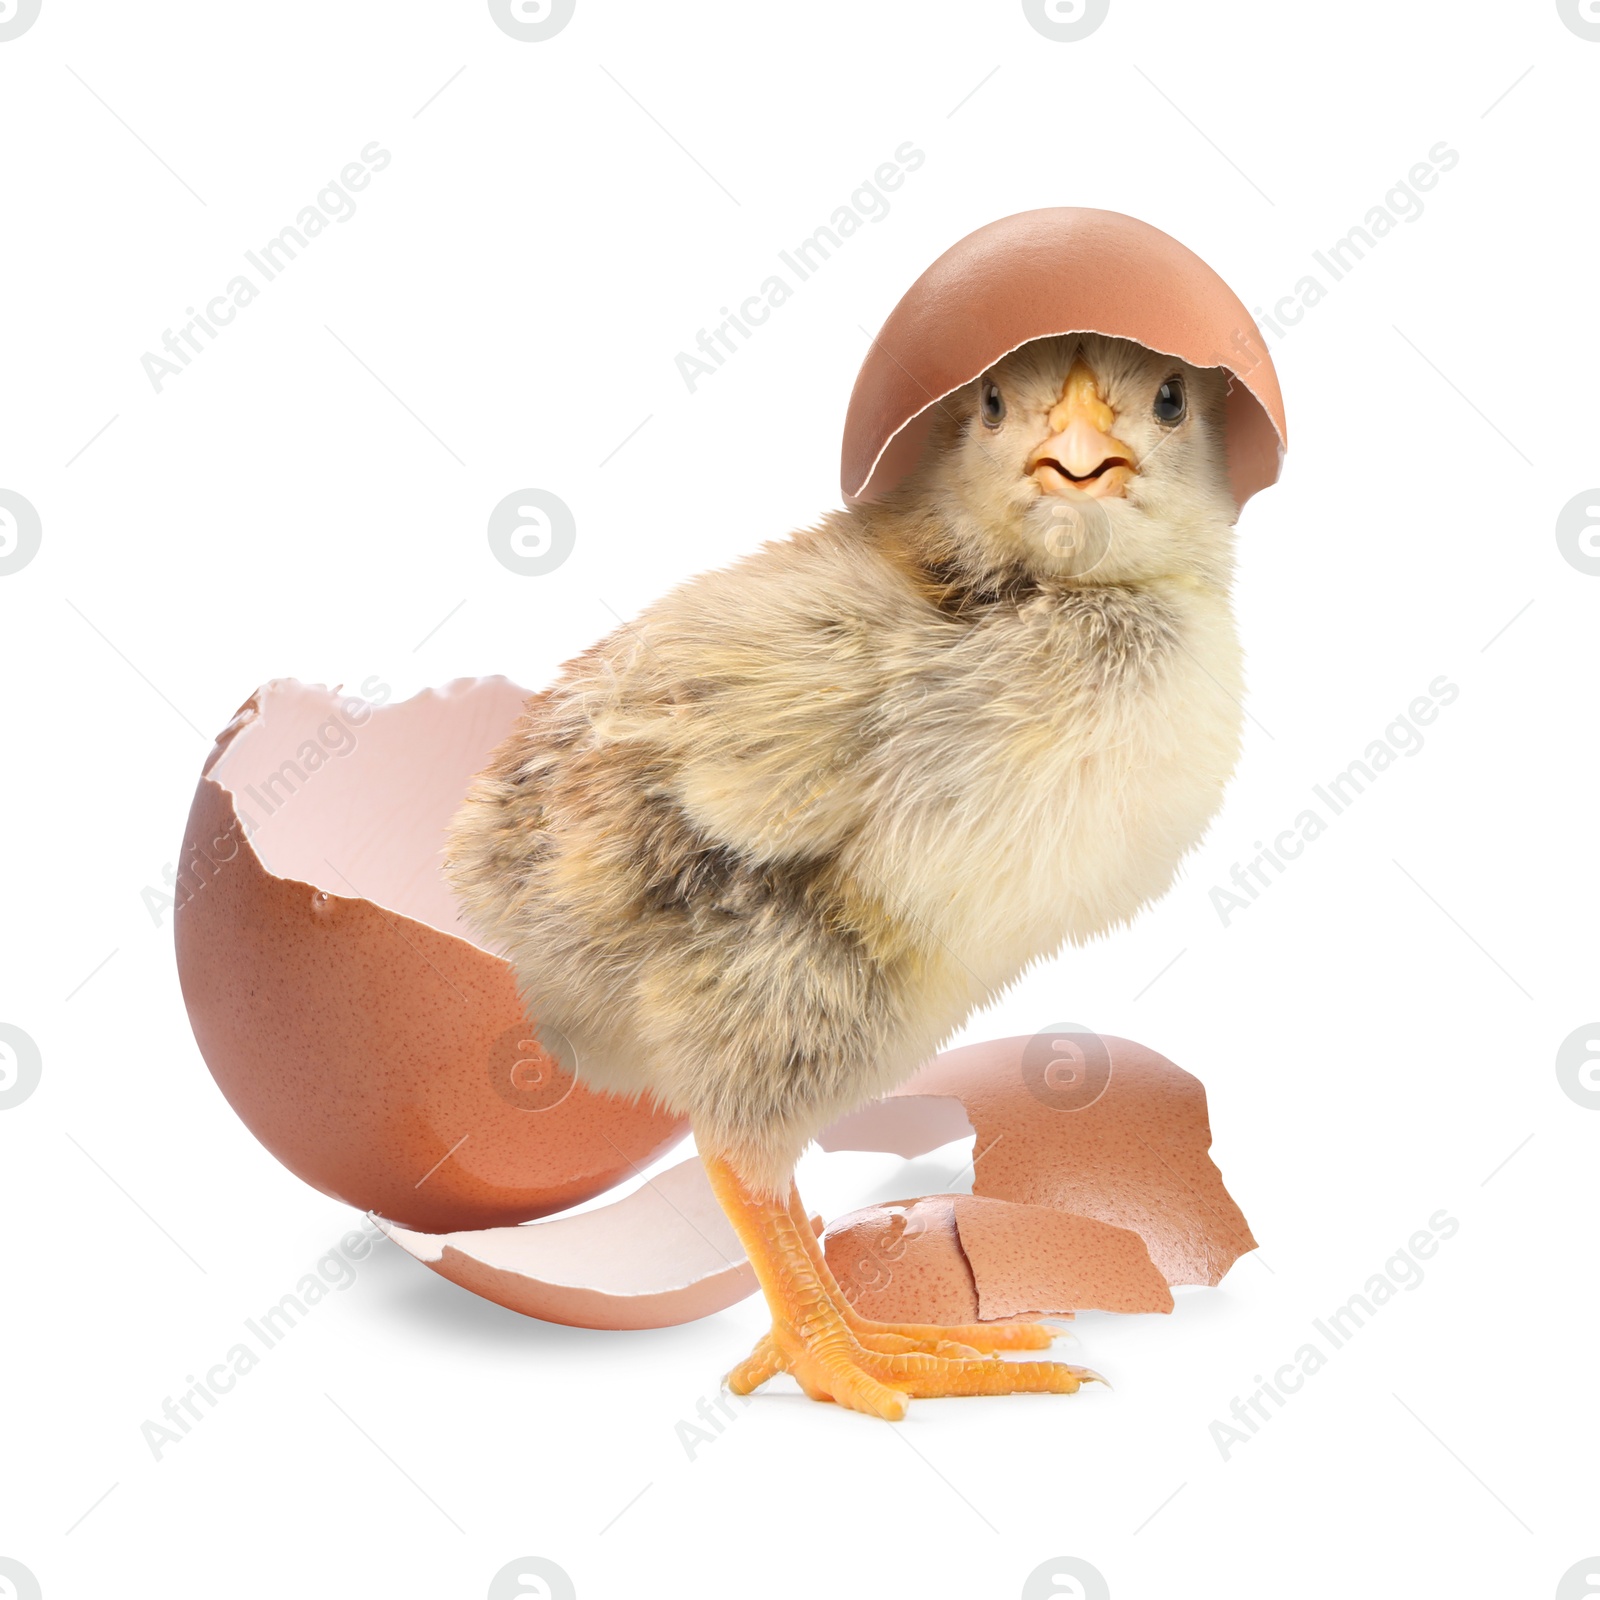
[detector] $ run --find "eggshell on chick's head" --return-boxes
[175,678,686,1233]
[842,206,1287,512]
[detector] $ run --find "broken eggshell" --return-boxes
[822,1193,1174,1322]
[366,1031,1250,1331]
[174,678,687,1234]
[376,1157,758,1331]
[843,206,1287,512]
[821,1032,1256,1291]
[174,687,1251,1330]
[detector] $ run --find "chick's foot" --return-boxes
[702,1153,1099,1419]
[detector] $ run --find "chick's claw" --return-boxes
[726,1320,1098,1413]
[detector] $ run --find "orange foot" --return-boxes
[701,1152,1100,1421]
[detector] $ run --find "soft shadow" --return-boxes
[848,1145,977,1208]
[851,1158,972,1203]
[353,1236,718,1356]
[1071,1286,1241,1337]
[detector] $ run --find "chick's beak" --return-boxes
[1026,359,1137,500]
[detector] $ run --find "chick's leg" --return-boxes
[703,1153,1097,1417]
[702,1153,909,1420]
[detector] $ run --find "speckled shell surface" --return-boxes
[174,679,686,1233]
[822,1033,1256,1288]
[842,207,1287,511]
[951,1195,1172,1318]
[822,1196,983,1325]
[825,1191,1174,1321]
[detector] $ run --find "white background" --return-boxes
[2,2,1596,1597]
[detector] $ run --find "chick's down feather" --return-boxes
[447,334,1243,1196]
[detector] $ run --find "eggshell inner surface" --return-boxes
[377,1157,756,1330]
[842,206,1287,511]
[175,679,687,1233]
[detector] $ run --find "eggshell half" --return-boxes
[376,1157,756,1330]
[842,207,1287,511]
[174,678,686,1233]
[824,1193,1173,1322]
[821,1033,1256,1286]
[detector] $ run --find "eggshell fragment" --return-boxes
[175,678,686,1233]
[842,206,1287,511]
[377,1157,757,1330]
[824,1193,1173,1321]
[821,1196,981,1325]
[951,1195,1172,1318]
[821,1033,1256,1286]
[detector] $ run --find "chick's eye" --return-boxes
[1153,378,1186,424]
[980,378,1005,428]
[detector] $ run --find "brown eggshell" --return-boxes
[842,207,1286,511]
[376,1158,757,1330]
[952,1196,1172,1318]
[821,1196,981,1325]
[821,1033,1256,1286]
[174,678,686,1233]
[824,1194,1171,1321]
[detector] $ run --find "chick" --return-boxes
[447,332,1244,1418]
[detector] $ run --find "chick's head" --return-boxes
[911,333,1238,589]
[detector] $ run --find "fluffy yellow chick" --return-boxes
[447,332,1243,1418]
